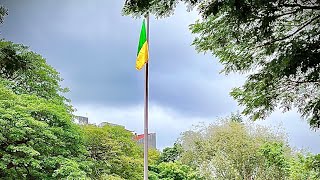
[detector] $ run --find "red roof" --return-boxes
[134,134,144,141]
[134,133,155,141]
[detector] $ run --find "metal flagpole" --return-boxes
[143,14,149,180]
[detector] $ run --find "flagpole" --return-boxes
[143,13,149,180]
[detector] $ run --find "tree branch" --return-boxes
[24,166,32,179]
[7,162,15,169]
[257,14,320,48]
[283,3,320,10]
[275,9,300,18]
[288,79,320,85]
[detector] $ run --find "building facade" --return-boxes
[74,116,89,125]
[98,122,125,128]
[134,133,156,149]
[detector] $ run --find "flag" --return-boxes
[136,20,149,70]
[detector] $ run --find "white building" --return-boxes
[74,116,88,125]
[134,133,156,149]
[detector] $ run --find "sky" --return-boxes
[1,0,319,152]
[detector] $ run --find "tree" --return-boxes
[149,143,202,180]
[100,174,125,180]
[149,161,203,180]
[81,124,144,180]
[0,5,7,24]
[259,142,290,179]
[149,148,161,165]
[178,118,292,179]
[123,0,320,128]
[0,82,89,179]
[158,143,183,163]
[0,40,68,103]
[289,153,320,179]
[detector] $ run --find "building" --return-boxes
[98,122,125,128]
[73,117,156,149]
[74,116,89,125]
[134,133,156,149]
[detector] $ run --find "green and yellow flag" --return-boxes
[136,20,149,70]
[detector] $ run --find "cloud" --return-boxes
[1,0,244,117]
[2,0,319,153]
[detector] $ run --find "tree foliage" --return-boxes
[158,143,183,163]
[0,80,89,179]
[259,142,291,179]
[177,117,320,179]
[82,124,144,180]
[149,161,203,180]
[288,153,320,179]
[179,119,293,179]
[147,143,202,180]
[0,40,68,103]
[123,0,320,128]
[149,148,161,165]
[0,5,7,24]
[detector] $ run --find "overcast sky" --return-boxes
[1,0,319,152]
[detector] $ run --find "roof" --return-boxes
[133,133,156,141]
[134,134,144,141]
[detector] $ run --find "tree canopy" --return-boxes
[148,143,203,180]
[0,40,68,103]
[0,5,7,24]
[0,64,89,179]
[123,0,320,128]
[178,118,320,179]
[158,143,183,163]
[149,161,203,180]
[82,124,144,179]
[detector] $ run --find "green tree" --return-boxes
[123,0,320,128]
[0,40,68,102]
[0,5,7,24]
[82,124,143,180]
[259,142,290,179]
[179,118,291,179]
[158,143,183,163]
[149,148,161,165]
[149,161,203,180]
[0,82,89,179]
[100,174,125,180]
[289,153,320,180]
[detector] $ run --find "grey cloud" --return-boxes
[1,0,240,117]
